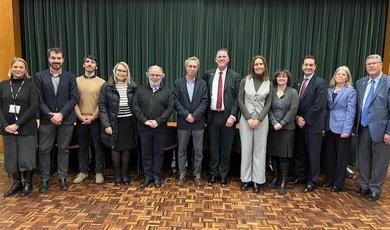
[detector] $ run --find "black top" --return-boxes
[0,77,39,135]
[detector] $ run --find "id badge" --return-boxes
[9,104,21,114]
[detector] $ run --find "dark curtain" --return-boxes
[21,0,388,86]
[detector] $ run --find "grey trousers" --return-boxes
[3,134,37,173]
[177,129,204,176]
[358,127,390,194]
[38,123,74,181]
[239,116,268,184]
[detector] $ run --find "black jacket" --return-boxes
[0,78,39,136]
[99,78,137,148]
[132,83,174,132]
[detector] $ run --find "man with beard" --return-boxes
[34,47,78,192]
[133,65,174,188]
[203,48,240,187]
[73,55,106,184]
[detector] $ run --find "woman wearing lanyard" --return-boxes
[0,58,39,197]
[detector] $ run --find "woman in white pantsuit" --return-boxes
[238,55,273,193]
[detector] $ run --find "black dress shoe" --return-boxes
[289,178,305,185]
[59,179,68,191]
[356,187,371,197]
[122,177,130,185]
[331,186,343,192]
[220,178,228,187]
[154,178,161,188]
[114,177,122,186]
[140,178,153,188]
[208,176,218,185]
[3,181,22,197]
[321,181,333,188]
[253,183,261,194]
[241,182,249,191]
[368,192,380,201]
[39,180,49,193]
[303,184,315,193]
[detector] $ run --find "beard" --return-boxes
[50,62,62,70]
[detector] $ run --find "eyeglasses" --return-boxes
[365,62,381,66]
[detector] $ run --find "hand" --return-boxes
[105,127,113,135]
[225,117,235,127]
[248,118,260,129]
[145,120,158,128]
[185,114,195,123]
[340,133,350,138]
[5,124,19,134]
[82,115,94,125]
[295,116,305,128]
[274,123,282,130]
[384,134,390,145]
[49,112,63,125]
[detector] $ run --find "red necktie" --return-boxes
[216,71,223,111]
[299,77,309,100]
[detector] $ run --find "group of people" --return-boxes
[1,48,389,202]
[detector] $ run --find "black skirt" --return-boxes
[267,129,295,158]
[114,116,137,151]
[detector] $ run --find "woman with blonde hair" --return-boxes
[0,58,39,197]
[323,66,356,192]
[99,62,137,185]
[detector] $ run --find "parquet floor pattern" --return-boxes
[1,167,390,229]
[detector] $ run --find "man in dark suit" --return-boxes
[173,57,208,186]
[355,54,390,201]
[293,55,327,192]
[203,48,240,187]
[34,47,79,192]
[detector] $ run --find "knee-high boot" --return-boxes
[20,170,33,197]
[4,172,22,197]
[268,157,278,188]
[279,158,289,194]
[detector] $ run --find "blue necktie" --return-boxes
[361,81,375,127]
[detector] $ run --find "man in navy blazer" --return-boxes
[34,47,79,192]
[355,54,390,201]
[203,48,240,187]
[293,55,328,192]
[173,57,208,186]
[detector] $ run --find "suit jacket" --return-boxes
[34,69,79,125]
[356,74,390,143]
[325,86,356,135]
[203,68,240,123]
[294,75,328,133]
[173,76,209,130]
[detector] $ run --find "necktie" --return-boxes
[361,80,375,127]
[216,71,223,111]
[299,77,309,100]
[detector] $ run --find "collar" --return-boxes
[368,73,382,84]
[303,74,314,81]
[50,69,62,78]
[84,74,96,79]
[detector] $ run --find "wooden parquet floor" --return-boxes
[1,166,390,229]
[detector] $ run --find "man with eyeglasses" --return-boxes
[133,65,174,188]
[355,54,390,201]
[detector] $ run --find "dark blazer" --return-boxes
[203,68,240,123]
[34,69,78,125]
[356,74,390,142]
[132,83,174,133]
[325,87,356,135]
[173,76,208,130]
[294,75,328,133]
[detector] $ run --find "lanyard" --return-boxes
[9,80,25,120]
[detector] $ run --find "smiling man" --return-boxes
[355,54,390,201]
[133,65,174,189]
[34,47,79,192]
[203,48,240,187]
[73,55,106,184]
[293,55,328,193]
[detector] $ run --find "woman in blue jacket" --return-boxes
[323,66,356,192]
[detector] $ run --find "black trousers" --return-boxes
[324,131,350,189]
[294,128,322,185]
[139,130,165,180]
[208,112,235,179]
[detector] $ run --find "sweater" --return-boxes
[74,75,105,120]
